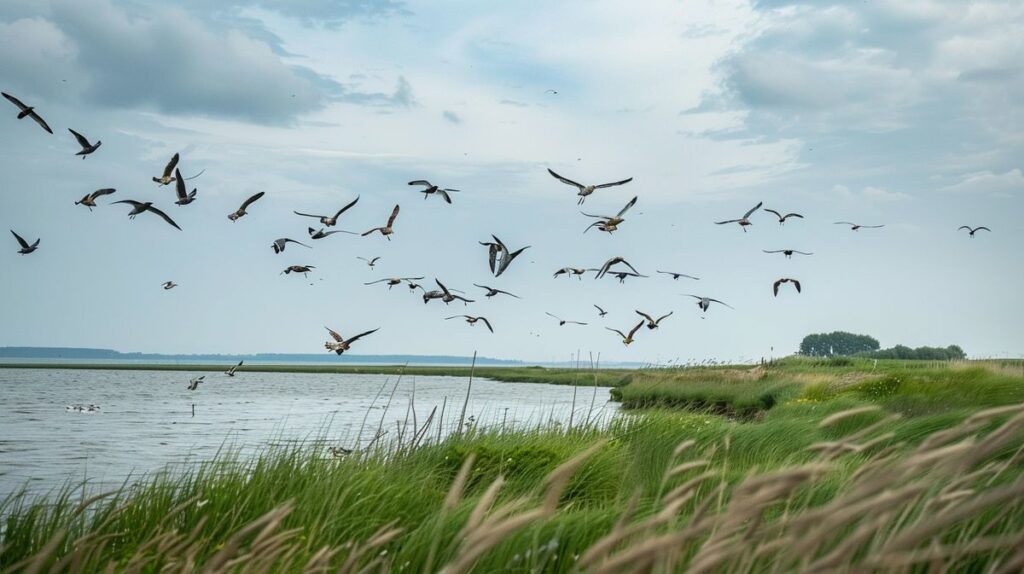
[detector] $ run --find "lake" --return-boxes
[0,368,616,497]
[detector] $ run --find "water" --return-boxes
[0,368,616,497]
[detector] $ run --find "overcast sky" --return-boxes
[1,0,1022,363]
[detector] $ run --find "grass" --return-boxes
[3,359,1024,572]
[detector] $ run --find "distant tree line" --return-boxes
[857,345,966,361]
[798,332,966,360]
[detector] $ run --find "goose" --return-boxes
[595,256,640,279]
[553,267,588,280]
[834,222,883,231]
[2,92,52,133]
[773,278,801,296]
[473,284,520,299]
[362,204,400,239]
[357,256,381,268]
[445,315,494,333]
[225,361,243,377]
[635,310,673,329]
[271,238,311,254]
[764,209,803,225]
[161,281,178,290]
[657,270,700,281]
[715,201,762,232]
[607,271,648,284]
[409,180,460,204]
[308,227,357,239]
[11,230,40,254]
[582,196,637,233]
[434,279,474,305]
[607,320,644,346]
[173,169,197,205]
[763,249,813,259]
[227,191,265,221]
[282,265,315,277]
[544,312,587,326]
[68,128,101,158]
[366,276,424,290]
[958,226,991,237]
[547,168,632,204]
[683,294,734,313]
[187,376,204,391]
[293,196,360,227]
[594,304,608,317]
[74,188,116,211]
[324,326,379,354]
[152,153,179,186]
[112,200,182,230]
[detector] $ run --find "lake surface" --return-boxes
[0,368,616,498]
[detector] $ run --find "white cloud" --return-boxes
[833,184,911,202]
[940,169,1024,196]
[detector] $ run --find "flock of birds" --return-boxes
[3,89,997,370]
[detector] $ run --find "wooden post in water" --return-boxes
[191,403,195,417]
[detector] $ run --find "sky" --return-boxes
[1,0,1022,363]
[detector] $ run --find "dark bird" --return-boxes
[480,235,530,277]
[773,278,801,297]
[473,284,520,299]
[547,169,633,204]
[227,191,265,221]
[358,256,381,268]
[446,315,494,333]
[763,249,813,259]
[958,226,991,237]
[607,271,648,284]
[152,153,179,186]
[684,294,734,313]
[11,230,39,254]
[324,326,379,355]
[545,312,587,326]
[657,270,700,281]
[2,92,52,134]
[74,188,116,211]
[594,304,608,317]
[112,200,182,230]
[595,256,640,279]
[365,276,424,290]
[362,204,400,239]
[554,267,588,280]
[161,281,177,290]
[282,265,315,277]
[409,180,460,204]
[834,221,884,231]
[607,320,644,346]
[272,238,311,254]
[68,128,101,158]
[582,196,637,233]
[187,376,204,391]
[432,279,474,305]
[293,196,360,227]
[173,169,197,205]
[764,209,803,225]
[225,361,243,377]
[715,201,762,232]
[635,310,673,329]
[309,227,356,239]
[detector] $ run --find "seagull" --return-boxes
[480,235,530,277]
[173,169,197,205]
[162,281,177,290]
[764,209,803,225]
[362,204,400,239]
[473,284,520,299]
[152,153,179,186]
[595,256,640,279]
[74,188,116,211]
[409,181,460,204]
[282,265,316,277]
[958,226,991,237]
[10,230,40,254]
[271,238,311,254]
[657,271,700,281]
[554,267,588,280]
[635,310,673,330]
[715,201,762,232]
[684,295,734,313]
[227,191,265,221]
[324,326,379,355]
[582,196,637,233]
[773,278,801,297]
[594,305,608,317]
[763,249,813,259]
[607,320,644,346]
[293,196,360,227]
[545,312,587,326]
[225,361,243,377]
[445,315,494,333]
[68,129,101,158]
[834,222,884,231]
[433,279,474,305]
[365,277,424,290]
[309,227,357,240]
[187,376,204,391]
[547,169,633,205]
[2,92,52,134]
[357,256,381,268]
[607,271,648,284]
[112,200,182,230]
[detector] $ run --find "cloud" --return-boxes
[225,0,406,28]
[442,110,461,124]
[939,169,1024,196]
[833,184,911,202]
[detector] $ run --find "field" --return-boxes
[3,358,1024,572]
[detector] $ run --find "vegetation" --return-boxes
[799,331,880,357]
[858,344,966,360]
[3,360,1024,572]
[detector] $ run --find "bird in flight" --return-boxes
[365,277,425,290]
[657,270,699,281]
[11,230,40,255]
[324,326,379,355]
[358,256,381,268]
[606,271,648,284]
[773,278,802,296]
[635,310,673,330]
[684,295,733,313]
[308,227,356,240]
[764,209,803,225]
[582,196,638,234]
[763,249,813,259]
[362,205,401,239]
[473,284,520,299]
[446,315,494,333]
[3,92,52,134]
[433,279,474,305]
[74,188,116,211]
[68,128,101,158]
[409,180,460,204]
[835,222,884,231]
[173,169,197,206]
[161,281,178,290]
[480,235,530,277]
[595,256,640,279]
[607,320,644,346]
[545,312,587,326]
[281,265,316,277]
[293,196,359,227]
[547,168,633,205]
[593,304,608,317]
[715,201,762,232]
[152,153,180,186]
[958,225,991,237]
[227,192,265,222]
[112,200,182,230]
[271,238,311,254]
[224,361,243,377]
[187,376,204,391]
[553,267,588,280]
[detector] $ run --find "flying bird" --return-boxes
[607,271,648,284]
[473,284,520,299]
[554,267,588,280]
[595,256,640,279]
[173,169,197,205]
[547,169,633,205]
[607,320,645,346]
[594,305,608,317]
[544,312,587,326]
[582,196,638,233]
[480,235,530,277]
[68,128,101,158]
[958,225,991,237]
[684,295,734,313]
[365,277,424,290]
[293,196,360,227]
[324,326,379,355]
[11,230,39,255]
[763,249,813,259]
[2,92,52,134]
[764,209,803,225]
[225,361,243,377]
[74,188,116,211]
[112,200,182,230]
[358,256,381,268]
[271,238,311,254]
[409,181,460,204]
[635,310,673,329]
[773,278,801,297]
[152,153,180,186]
[308,227,356,239]
[282,265,316,277]
[715,201,762,232]
[432,279,474,305]
[161,281,177,290]
[657,270,700,281]
[835,222,884,231]
[187,376,204,391]
[445,315,494,333]
[227,191,265,221]
[362,204,400,239]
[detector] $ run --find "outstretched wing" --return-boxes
[28,110,52,134]
[91,188,116,200]
[325,326,344,342]
[346,328,379,344]
[435,278,451,295]
[387,204,400,227]
[606,327,627,339]
[364,278,392,285]
[635,310,654,323]
[332,195,360,219]
[656,311,673,323]
[162,153,179,179]
[764,208,782,219]
[794,251,814,255]
[834,221,855,226]
[479,317,494,333]
[240,191,265,210]
[408,180,432,187]
[494,289,520,298]
[595,177,633,189]
[975,226,991,233]
[743,201,763,219]
[783,213,803,220]
[566,320,588,325]
[113,199,144,208]
[145,204,182,230]
[547,168,584,190]
[2,92,28,111]
[294,211,327,219]
[707,298,733,309]
[496,245,529,277]
[594,305,605,314]
[793,279,802,292]
[174,169,187,200]
[617,258,640,275]
[285,238,312,248]
[436,189,453,204]
[715,219,741,225]
[763,250,784,254]
[628,320,645,338]
[617,196,638,217]
[545,312,561,321]
[68,128,91,148]
[10,230,29,249]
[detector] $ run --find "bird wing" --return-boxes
[743,201,763,219]
[325,326,344,342]
[10,230,29,249]
[240,191,265,210]
[635,310,654,323]
[616,196,638,217]
[594,305,605,313]
[473,283,491,291]
[435,278,451,296]
[494,289,520,298]
[773,280,782,296]
[444,315,469,320]
[862,225,885,228]
[387,204,400,227]
[361,228,381,236]
[293,211,327,219]
[764,208,782,219]
[496,245,529,277]
[628,320,645,338]
[606,327,627,339]
[408,180,432,187]
[958,225,971,231]
[834,221,855,226]
[113,199,144,208]
[656,311,674,323]
[547,169,584,190]
[3,92,28,111]
[346,328,379,344]
[793,251,813,255]
[793,279,802,293]
[364,278,391,285]
[479,317,494,333]
[91,188,116,200]
[27,110,52,134]
[763,250,783,254]
[545,312,561,321]
[370,257,381,264]
[174,169,187,199]
[162,153,179,178]
[595,177,633,189]
[784,213,804,220]
[145,204,182,230]
[708,298,733,309]
[437,189,452,204]
[975,226,991,233]
[566,320,588,325]
[403,276,425,281]
[715,219,740,225]
[285,239,312,248]
[68,128,91,148]
[323,229,358,236]
[332,195,360,219]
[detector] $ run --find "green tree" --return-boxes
[799,331,880,357]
